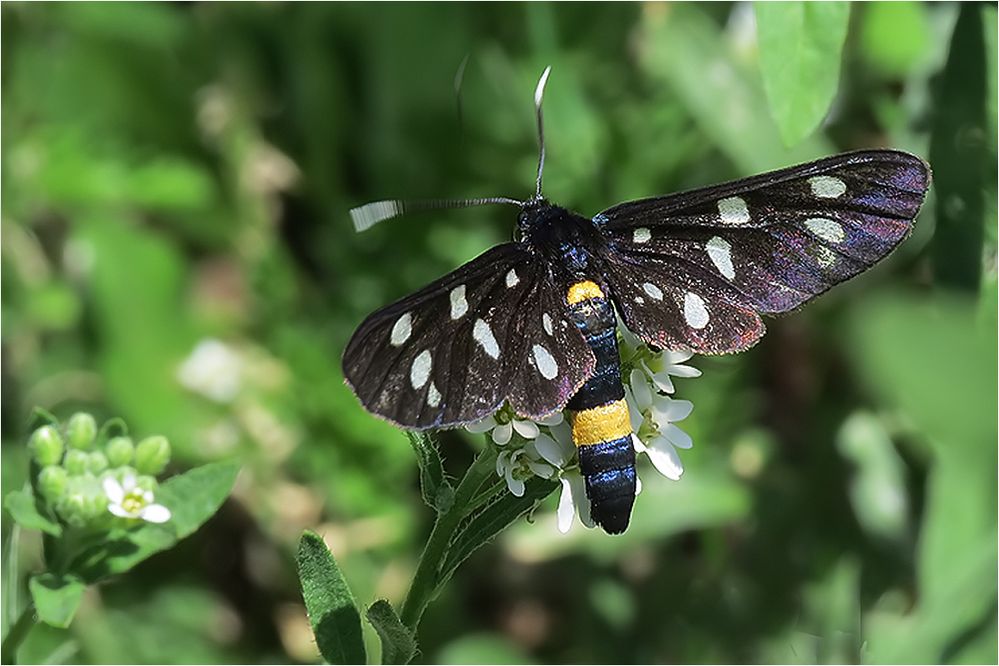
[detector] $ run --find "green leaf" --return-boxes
[930,2,990,291]
[755,2,850,146]
[366,600,417,665]
[71,461,240,582]
[154,460,240,539]
[406,432,454,514]
[4,489,61,537]
[29,574,85,629]
[441,477,557,584]
[638,4,832,174]
[297,531,366,665]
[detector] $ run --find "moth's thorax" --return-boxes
[518,201,605,278]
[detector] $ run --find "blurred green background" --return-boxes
[2,2,996,663]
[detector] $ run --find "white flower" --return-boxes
[620,327,701,394]
[177,339,243,403]
[627,367,694,481]
[465,408,563,445]
[103,473,172,523]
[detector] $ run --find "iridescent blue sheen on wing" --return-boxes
[596,150,930,353]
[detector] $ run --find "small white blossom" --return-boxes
[103,473,171,523]
[177,339,243,403]
[465,409,563,445]
[626,367,694,481]
[620,327,701,394]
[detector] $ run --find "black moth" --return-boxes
[343,68,931,534]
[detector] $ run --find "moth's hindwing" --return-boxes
[342,244,595,429]
[596,150,930,354]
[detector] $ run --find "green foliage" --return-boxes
[755,2,851,146]
[1,3,995,664]
[366,600,418,665]
[297,531,366,665]
[29,574,85,629]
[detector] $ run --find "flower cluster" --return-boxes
[27,412,173,529]
[466,327,700,533]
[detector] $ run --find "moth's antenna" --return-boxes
[350,197,523,233]
[533,66,552,200]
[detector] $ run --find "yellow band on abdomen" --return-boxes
[572,399,631,446]
[566,280,605,305]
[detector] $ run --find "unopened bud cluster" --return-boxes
[27,413,172,528]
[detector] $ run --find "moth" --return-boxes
[343,68,931,534]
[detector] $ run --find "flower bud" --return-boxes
[64,449,90,476]
[55,491,88,527]
[28,426,64,467]
[66,413,97,450]
[37,465,69,503]
[135,436,170,475]
[135,475,158,493]
[86,451,109,474]
[105,436,134,467]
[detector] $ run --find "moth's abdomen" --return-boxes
[565,280,636,535]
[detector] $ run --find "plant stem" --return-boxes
[399,447,497,630]
[1,602,36,665]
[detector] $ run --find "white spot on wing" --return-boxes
[683,292,709,329]
[642,282,664,300]
[542,313,554,336]
[473,319,500,359]
[410,350,432,389]
[804,217,846,243]
[505,269,520,288]
[532,344,559,379]
[706,236,735,280]
[815,245,838,268]
[390,313,412,346]
[450,285,468,320]
[635,296,645,304]
[633,227,652,244]
[718,196,750,224]
[427,382,441,407]
[808,175,847,199]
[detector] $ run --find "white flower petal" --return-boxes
[557,478,576,534]
[568,473,595,528]
[465,415,497,433]
[630,369,652,410]
[121,472,137,493]
[668,365,702,379]
[512,419,540,439]
[624,391,644,432]
[533,433,568,468]
[651,370,676,394]
[548,421,574,448]
[663,423,694,450]
[655,397,694,424]
[527,460,555,478]
[635,476,643,496]
[102,477,125,504]
[631,433,647,453]
[139,504,172,523]
[492,422,513,445]
[505,471,525,497]
[644,436,684,481]
[496,452,510,476]
[663,349,694,365]
[108,503,137,518]
[534,412,564,427]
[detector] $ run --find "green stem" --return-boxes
[1,602,36,665]
[399,447,498,630]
